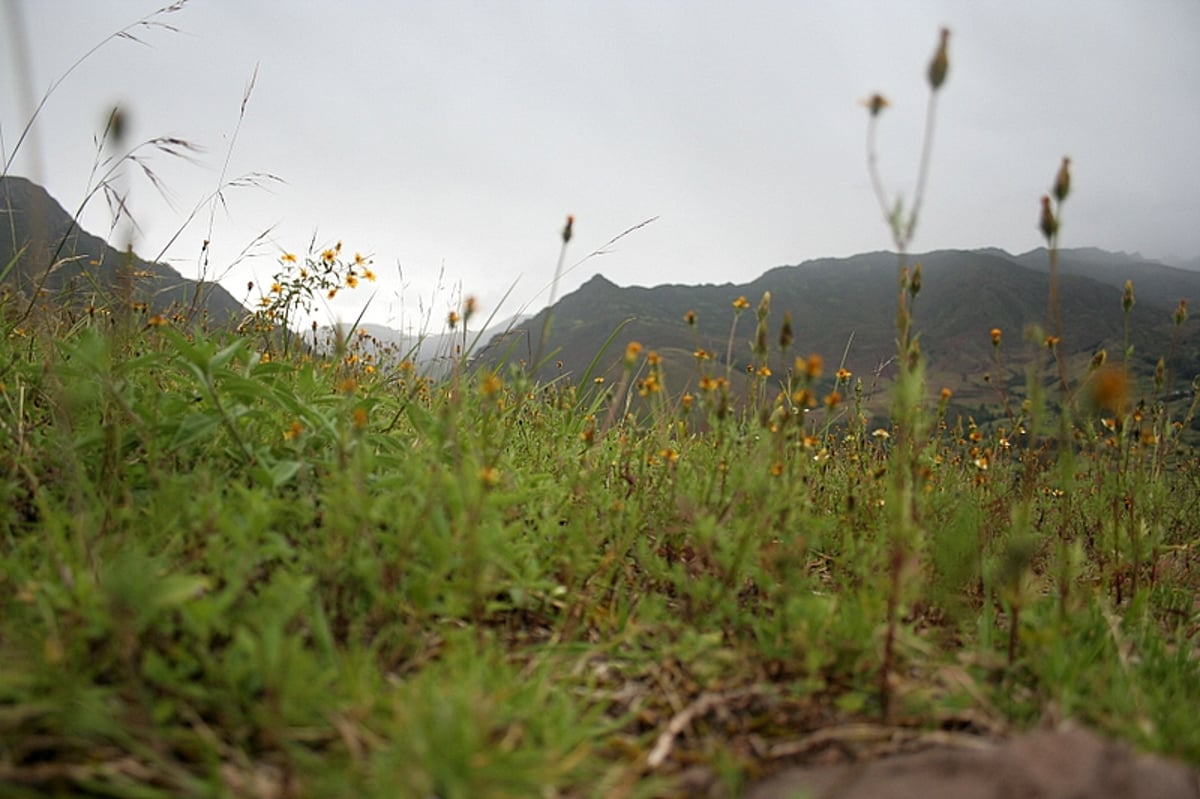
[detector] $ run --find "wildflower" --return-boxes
[447,310,460,329]
[732,295,750,311]
[823,391,842,410]
[940,387,953,401]
[624,341,643,366]
[659,448,679,465]
[1091,366,1129,415]
[769,461,785,477]
[693,348,711,362]
[647,351,662,367]
[757,365,772,378]
[146,314,167,327]
[352,407,369,429]
[836,367,852,382]
[792,388,816,407]
[270,282,283,294]
[281,252,297,264]
[354,252,367,266]
[681,393,694,411]
[327,288,338,299]
[927,28,950,90]
[1043,335,1060,349]
[479,467,501,488]
[990,327,1002,347]
[321,248,337,264]
[871,428,891,440]
[284,421,304,441]
[862,93,890,117]
[337,377,358,394]
[363,268,376,282]
[480,373,503,396]
[346,274,359,289]
[464,296,477,321]
[797,353,823,380]
[684,309,697,326]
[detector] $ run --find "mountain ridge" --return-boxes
[0,174,246,326]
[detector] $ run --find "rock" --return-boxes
[744,726,1198,799]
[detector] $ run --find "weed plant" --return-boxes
[1,20,1199,799]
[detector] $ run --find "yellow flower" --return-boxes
[363,268,376,282]
[281,252,298,264]
[480,373,503,396]
[990,328,1002,346]
[796,353,823,380]
[624,341,643,365]
[836,367,852,381]
[346,274,359,288]
[283,421,304,441]
[732,296,750,310]
[352,407,369,429]
[327,288,338,299]
[321,248,337,264]
[270,282,283,294]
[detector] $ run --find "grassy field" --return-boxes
[3,23,1199,799]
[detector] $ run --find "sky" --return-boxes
[3,1,1199,331]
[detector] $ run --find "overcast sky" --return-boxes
[3,1,1198,330]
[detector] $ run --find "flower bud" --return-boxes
[927,28,950,91]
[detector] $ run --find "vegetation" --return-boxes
[2,17,1199,799]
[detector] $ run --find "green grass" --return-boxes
[3,22,1199,799]
[0,281,1197,797]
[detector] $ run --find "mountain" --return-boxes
[0,175,246,326]
[475,248,1200,420]
[316,315,530,376]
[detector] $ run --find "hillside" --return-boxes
[0,175,246,326]
[476,248,1200,419]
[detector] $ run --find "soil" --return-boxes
[743,724,1198,799]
